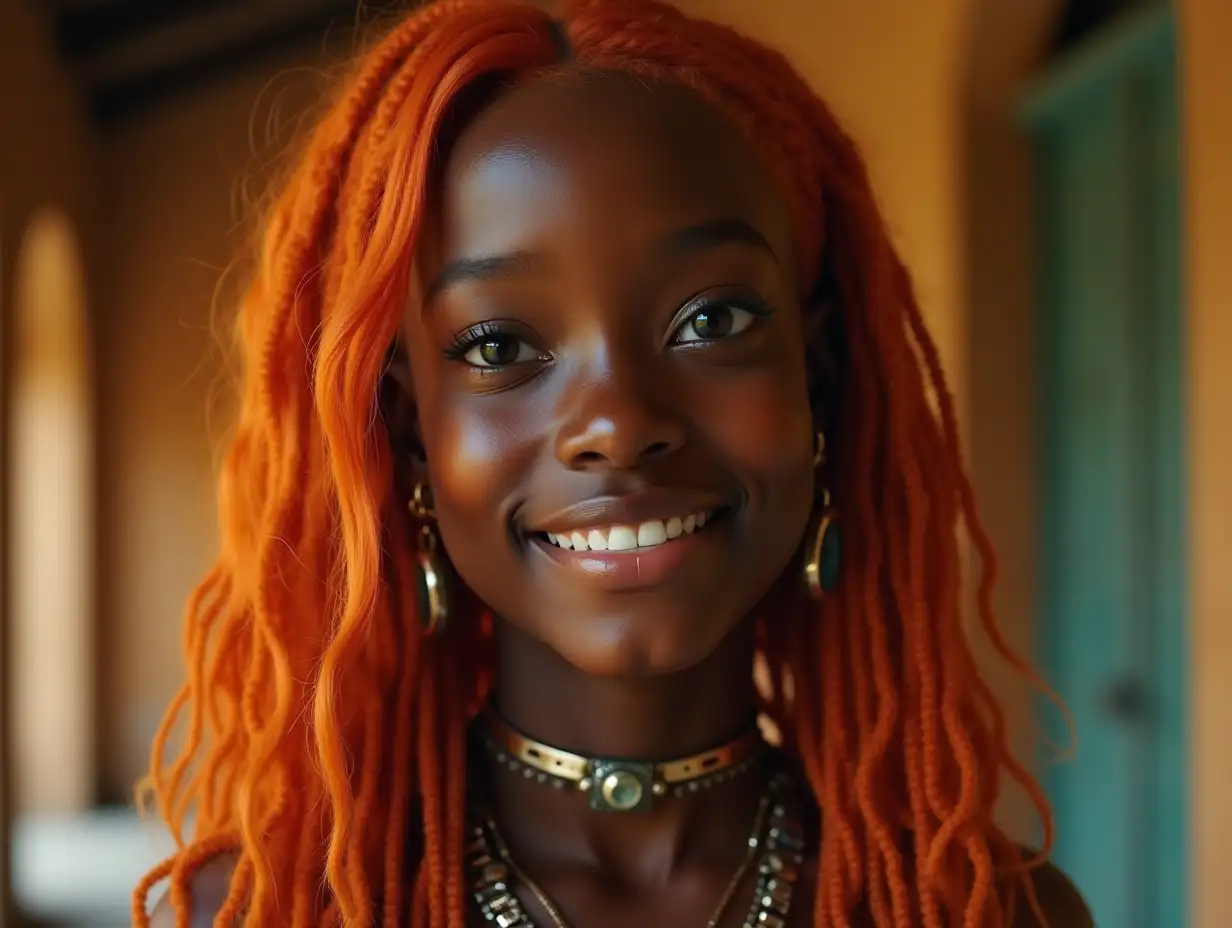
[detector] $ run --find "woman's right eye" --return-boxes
[463,335,543,370]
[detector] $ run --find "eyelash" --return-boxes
[673,295,775,341]
[442,296,776,370]
[443,320,509,362]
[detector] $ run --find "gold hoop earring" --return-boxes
[804,433,841,599]
[408,482,450,636]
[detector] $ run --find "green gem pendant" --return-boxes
[587,761,655,813]
[603,772,643,809]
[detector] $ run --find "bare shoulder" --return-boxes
[1014,856,1094,928]
[149,853,240,928]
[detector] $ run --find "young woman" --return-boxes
[135,1,1092,925]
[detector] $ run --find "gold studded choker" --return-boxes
[475,708,766,814]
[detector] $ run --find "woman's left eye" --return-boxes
[672,302,761,344]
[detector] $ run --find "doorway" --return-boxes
[1020,6,1187,926]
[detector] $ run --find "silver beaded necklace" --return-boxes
[465,772,806,928]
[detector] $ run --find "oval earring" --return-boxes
[803,489,842,600]
[408,482,450,636]
[803,432,841,600]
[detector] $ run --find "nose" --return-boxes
[554,366,687,471]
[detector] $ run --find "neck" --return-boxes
[492,619,758,759]
[481,620,765,884]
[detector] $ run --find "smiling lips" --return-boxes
[531,505,723,590]
[543,509,712,552]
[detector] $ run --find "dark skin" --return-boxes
[152,74,1092,927]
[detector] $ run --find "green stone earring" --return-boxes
[803,489,841,600]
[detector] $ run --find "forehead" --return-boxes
[438,72,794,265]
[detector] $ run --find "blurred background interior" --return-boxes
[0,0,1228,925]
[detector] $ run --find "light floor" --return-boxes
[12,807,178,927]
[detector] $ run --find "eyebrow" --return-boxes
[424,250,547,305]
[659,217,778,264]
[423,217,776,304]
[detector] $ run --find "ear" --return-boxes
[380,341,427,500]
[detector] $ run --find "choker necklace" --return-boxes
[476,708,766,813]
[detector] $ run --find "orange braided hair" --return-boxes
[132,1,1054,926]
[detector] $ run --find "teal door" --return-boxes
[1021,7,1187,927]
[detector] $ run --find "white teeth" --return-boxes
[637,521,667,547]
[544,510,715,551]
[607,525,638,551]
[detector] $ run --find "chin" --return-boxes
[542,604,747,678]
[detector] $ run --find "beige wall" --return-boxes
[1178,1,1232,924]
[959,0,1063,840]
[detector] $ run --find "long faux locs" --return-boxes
[132,1,1054,926]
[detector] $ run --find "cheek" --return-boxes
[705,363,814,490]
[406,330,535,511]
[421,391,544,530]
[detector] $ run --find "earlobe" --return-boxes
[391,441,429,519]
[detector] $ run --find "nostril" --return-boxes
[559,427,684,471]
[642,441,671,458]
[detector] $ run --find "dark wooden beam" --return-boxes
[78,0,355,90]
[87,2,364,125]
[54,0,227,61]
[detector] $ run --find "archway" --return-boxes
[7,207,95,817]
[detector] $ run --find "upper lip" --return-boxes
[526,487,730,535]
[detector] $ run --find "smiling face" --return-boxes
[397,72,819,677]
